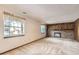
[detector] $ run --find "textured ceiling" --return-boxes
[2,4,79,24]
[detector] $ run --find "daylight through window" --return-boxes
[4,13,24,38]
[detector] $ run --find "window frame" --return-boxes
[40,24,46,34]
[4,13,25,38]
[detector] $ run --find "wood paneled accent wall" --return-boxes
[46,22,74,37]
[74,19,79,41]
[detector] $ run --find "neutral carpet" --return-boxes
[3,37,79,55]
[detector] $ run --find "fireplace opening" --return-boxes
[54,32,61,38]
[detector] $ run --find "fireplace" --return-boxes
[54,32,61,38]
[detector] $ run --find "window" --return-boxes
[41,25,46,33]
[4,13,24,38]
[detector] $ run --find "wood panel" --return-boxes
[74,19,79,41]
[47,22,74,31]
[46,22,74,37]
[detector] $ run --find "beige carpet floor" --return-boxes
[3,37,79,55]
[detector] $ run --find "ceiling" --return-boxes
[2,4,79,24]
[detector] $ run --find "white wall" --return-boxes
[0,5,46,53]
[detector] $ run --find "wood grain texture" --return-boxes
[47,22,74,37]
[74,19,79,41]
[47,22,74,30]
[2,37,79,55]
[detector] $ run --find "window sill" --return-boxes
[41,33,45,34]
[4,35,25,39]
